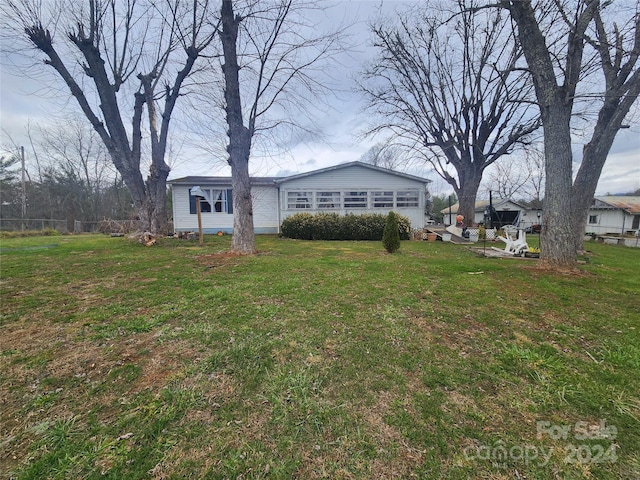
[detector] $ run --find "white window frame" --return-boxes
[287,191,313,209]
[588,214,598,225]
[316,191,341,209]
[283,188,423,210]
[396,190,419,208]
[372,191,394,208]
[210,189,228,213]
[190,187,231,214]
[344,191,369,209]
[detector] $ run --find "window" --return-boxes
[588,215,598,225]
[283,189,423,210]
[210,190,229,213]
[316,191,340,209]
[396,190,419,207]
[190,188,233,214]
[373,191,394,208]
[287,191,312,209]
[344,191,368,208]
[633,215,640,229]
[199,197,213,213]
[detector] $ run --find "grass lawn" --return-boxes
[1,234,638,479]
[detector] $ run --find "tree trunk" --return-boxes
[539,104,576,269]
[117,165,152,231]
[454,169,482,228]
[146,158,171,235]
[571,143,609,253]
[230,140,256,254]
[503,0,595,270]
[570,76,640,251]
[221,0,256,254]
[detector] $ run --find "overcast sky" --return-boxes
[1,0,638,197]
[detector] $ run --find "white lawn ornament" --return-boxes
[495,226,529,255]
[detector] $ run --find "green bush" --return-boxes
[382,211,401,253]
[280,212,411,241]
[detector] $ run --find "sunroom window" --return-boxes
[316,191,340,209]
[344,191,368,208]
[287,191,312,209]
[373,191,394,208]
[397,190,419,207]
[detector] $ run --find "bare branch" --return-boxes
[360,0,538,223]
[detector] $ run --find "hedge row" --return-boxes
[280,212,411,241]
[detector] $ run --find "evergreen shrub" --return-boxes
[280,212,410,241]
[382,211,401,253]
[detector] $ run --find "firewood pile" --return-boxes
[141,232,157,246]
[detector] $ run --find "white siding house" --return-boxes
[169,162,431,234]
[441,198,539,229]
[276,163,429,230]
[586,196,640,235]
[170,177,280,234]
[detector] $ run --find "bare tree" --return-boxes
[3,0,217,234]
[500,0,640,267]
[484,143,545,202]
[571,3,640,251]
[484,157,531,200]
[36,120,112,221]
[0,154,22,219]
[359,0,539,227]
[218,0,344,254]
[524,144,545,204]
[358,142,405,170]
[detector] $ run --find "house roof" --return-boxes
[168,176,280,186]
[273,161,431,184]
[593,196,640,214]
[441,198,530,214]
[169,161,431,187]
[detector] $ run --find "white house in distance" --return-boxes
[441,198,540,230]
[169,161,431,234]
[439,195,640,235]
[586,196,640,235]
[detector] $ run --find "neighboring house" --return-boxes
[441,198,539,229]
[586,196,640,235]
[169,161,431,234]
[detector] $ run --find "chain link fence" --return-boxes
[0,219,142,234]
[0,219,70,233]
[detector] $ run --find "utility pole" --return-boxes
[21,146,26,231]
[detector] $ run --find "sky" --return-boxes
[1,0,639,198]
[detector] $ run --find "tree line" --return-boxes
[0,121,134,229]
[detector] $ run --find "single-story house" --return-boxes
[441,198,540,229]
[169,161,431,234]
[586,196,640,235]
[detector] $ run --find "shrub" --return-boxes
[396,216,411,240]
[280,212,315,240]
[382,212,401,253]
[280,212,411,241]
